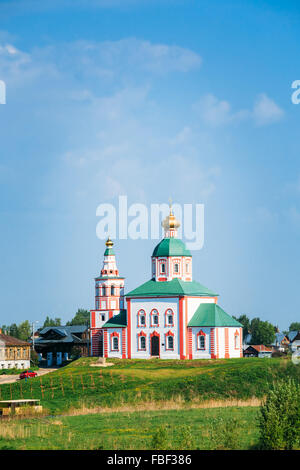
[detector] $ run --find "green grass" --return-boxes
[0,356,299,414]
[0,406,260,450]
[0,366,39,375]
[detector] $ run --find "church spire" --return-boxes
[101,237,119,277]
[161,199,180,238]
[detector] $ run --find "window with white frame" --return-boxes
[166,334,174,350]
[139,335,146,350]
[111,285,115,296]
[197,334,205,350]
[138,309,146,327]
[234,334,239,349]
[161,263,166,273]
[174,263,179,273]
[165,309,174,326]
[112,336,119,351]
[151,309,159,326]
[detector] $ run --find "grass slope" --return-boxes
[0,356,298,414]
[0,406,260,450]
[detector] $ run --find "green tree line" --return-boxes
[1,309,90,340]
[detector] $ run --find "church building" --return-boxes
[90,207,242,359]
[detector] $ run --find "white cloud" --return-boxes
[194,94,248,127]
[194,93,284,127]
[253,93,284,126]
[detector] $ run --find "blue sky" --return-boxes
[0,0,299,330]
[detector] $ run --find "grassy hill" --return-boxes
[0,356,299,414]
[0,406,260,450]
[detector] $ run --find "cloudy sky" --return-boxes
[0,0,299,329]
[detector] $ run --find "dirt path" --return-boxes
[0,368,58,385]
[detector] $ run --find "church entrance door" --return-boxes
[151,335,159,357]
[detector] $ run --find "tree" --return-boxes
[233,314,250,338]
[17,320,31,341]
[259,379,300,450]
[8,323,19,338]
[289,322,300,332]
[250,318,275,345]
[67,309,90,326]
[43,316,62,328]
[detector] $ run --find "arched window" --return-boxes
[138,331,146,351]
[138,309,146,327]
[166,331,174,350]
[140,336,146,350]
[234,330,240,349]
[161,263,166,273]
[150,309,159,327]
[165,309,174,327]
[111,285,115,296]
[111,332,119,351]
[102,286,106,297]
[197,330,206,350]
[174,263,179,273]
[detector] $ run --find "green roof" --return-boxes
[104,248,115,256]
[188,303,242,328]
[126,278,218,298]
[152,238,191,257]
[103,310,127,328]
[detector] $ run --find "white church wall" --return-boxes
[187,297,217,324]
[107,327,124,359]
[191,327,211,359]
[228,327,242,358]
[130,298,180,359]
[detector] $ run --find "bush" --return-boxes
[30,349,40,367]
[151,425,169,450]
[208,416,240,450]
[175,425,195,450]
[259,379,300,450]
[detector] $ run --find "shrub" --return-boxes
[208,416,240,450]
[259,379,300,450]
[175,425,195,450]
[151,425,169,450]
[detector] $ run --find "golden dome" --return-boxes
[162,203,180,232]
[105,237,114,248]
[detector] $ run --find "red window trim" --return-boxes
[158,259,167,276]
[137,309,146,328]
[234,329,240,350]
[110,331,120,351]
[165,308,174,327]
[173,258,181,275]
[150,309,160,327]
[197,330,206,350]
[138,331,147,351]
[165,330,174,350]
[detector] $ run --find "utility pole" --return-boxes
[31,321,39,350]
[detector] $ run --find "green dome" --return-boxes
[152,238,191,257]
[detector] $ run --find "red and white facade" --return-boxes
[90,211,243,360]
[90,238,125,357]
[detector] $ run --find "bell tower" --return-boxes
[90,238,125,356]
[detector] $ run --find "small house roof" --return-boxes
[246,345,272,353]
[0,333,30,346]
